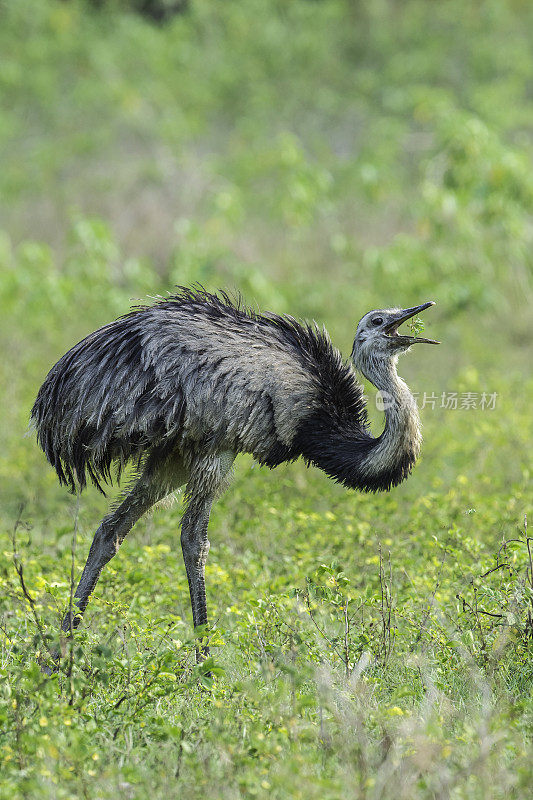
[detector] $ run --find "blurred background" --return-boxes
[1,3,533,795]
[1,0,532,500]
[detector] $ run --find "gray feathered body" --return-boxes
[32,288,416,496]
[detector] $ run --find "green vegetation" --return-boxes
[1,0,532,797]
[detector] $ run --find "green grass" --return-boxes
[1,1,533,797]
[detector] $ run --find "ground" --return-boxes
[0,1,532,797]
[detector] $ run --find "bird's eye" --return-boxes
[371,317,383,326]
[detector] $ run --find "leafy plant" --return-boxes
[406,316,425,337]
[1,0,533,796]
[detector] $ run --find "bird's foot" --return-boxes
[194,641,213,680]
[38,650,61,676]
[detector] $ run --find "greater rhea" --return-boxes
[32,288,438,665]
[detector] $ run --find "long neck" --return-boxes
[357,355,422,490]
[296,352,422,493]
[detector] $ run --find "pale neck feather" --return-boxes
[358,354,422,477]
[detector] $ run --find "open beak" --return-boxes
[384,301,440,344]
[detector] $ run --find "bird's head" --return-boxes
[351,302,439,374]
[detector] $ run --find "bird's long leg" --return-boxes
[181,451,235,664]
[59,478,162,638]
[41,459,187,674]
[40,481,159,675]
[181,494,214,662]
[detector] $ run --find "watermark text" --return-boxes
[372,391,498,411]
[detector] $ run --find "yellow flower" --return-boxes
[387,706,404,717]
